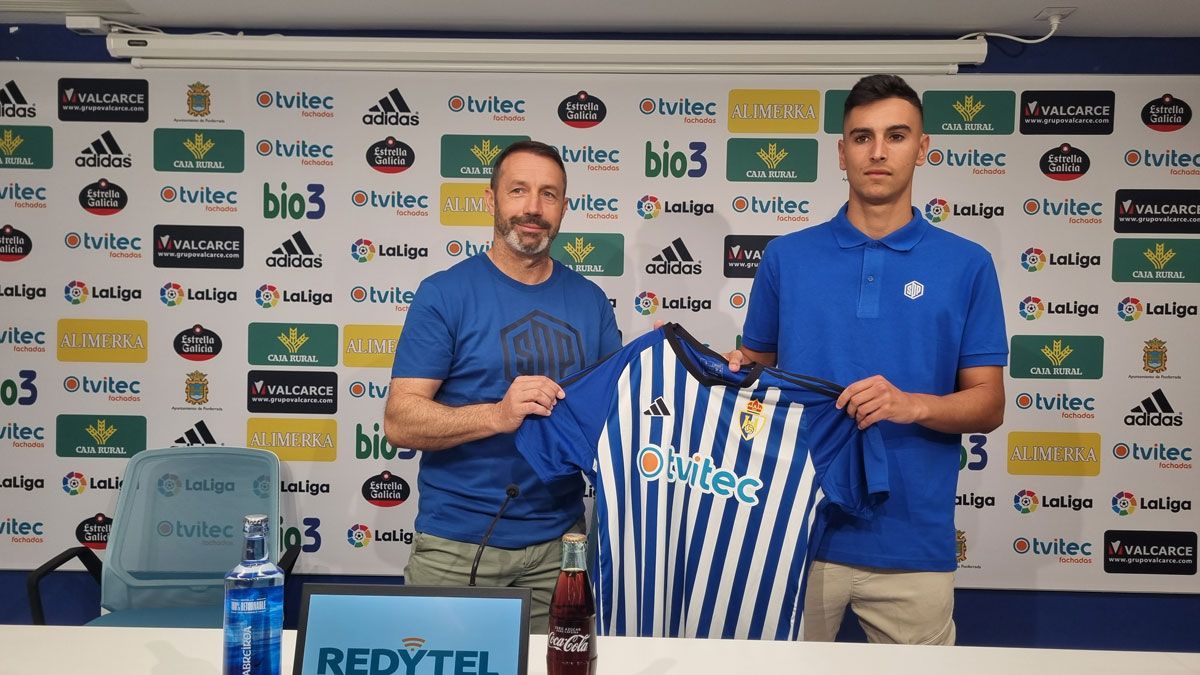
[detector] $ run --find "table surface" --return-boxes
[0,625,1197,674]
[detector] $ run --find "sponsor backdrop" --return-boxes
[0,63,1196,595]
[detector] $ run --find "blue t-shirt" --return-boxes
[516,325,888,639]
[391,252,621,548]
[742,204,1008,571]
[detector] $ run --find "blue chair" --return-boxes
[28,446,300,627]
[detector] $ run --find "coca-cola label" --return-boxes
[547,629,591,653]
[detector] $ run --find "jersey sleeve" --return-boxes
[516,329,656,484]
[959,253,1009,369]
[390,278,453,380]
[806,401,889,518]
[741,240,781,354]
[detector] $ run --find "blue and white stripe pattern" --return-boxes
[516,324,887,640]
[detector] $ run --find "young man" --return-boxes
[729,74,1007,644]
[385,141,621,633]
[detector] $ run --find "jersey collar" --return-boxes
[830,203,930,252]
[664,323,763,388]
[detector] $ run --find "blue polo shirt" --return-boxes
[742,204,1007,571]
[391,253,622,549]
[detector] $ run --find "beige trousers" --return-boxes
[802,560,956,645]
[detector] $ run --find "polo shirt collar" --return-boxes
[830,203,930,252]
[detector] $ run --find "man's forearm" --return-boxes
[384,393,499,451]
[911,382,1005,435]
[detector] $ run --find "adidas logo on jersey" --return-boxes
[175,420,217,446]
[1125,388,1183,427]
[266,231,323,268]
[646,238,702,275]
[643,396,671,416]
[363,88,420,126]
[76,131,132,168]
[638,443,763,506]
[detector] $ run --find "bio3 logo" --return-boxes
[1,370,37,406]
[262,182,326,220]
[637,443,762,505]
[644,140,707,178]
[959,434,988,471]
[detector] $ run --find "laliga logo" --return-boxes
[1013,489,1038,514]
[350,238,376,263]
[1112,490,1137,516]
[346,523,372,548]
[1117,297,1143,321]
[924,198,949,223]
[1018,296,1044,321]
[637,444,763,506]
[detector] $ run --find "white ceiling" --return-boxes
[1,0,1199,37]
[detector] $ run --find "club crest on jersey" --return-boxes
[739,398,765,440]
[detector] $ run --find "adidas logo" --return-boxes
[1124,388,1183,427]
[175,420,217,446]
[643,396,671,417]
[0,80,36,118]
[362,88,420,126]
[266,231,323,268]
[76,131,131,168]
[645,237,702,275]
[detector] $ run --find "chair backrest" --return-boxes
[101,446,280,613]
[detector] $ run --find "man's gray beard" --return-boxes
[499,220,554,256]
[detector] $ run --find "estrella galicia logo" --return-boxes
[365,137,415,174]
[1142,94,1191,132]
[152,224,244,269]
[247,370,338,414]
[499,310,583,382]
[57,78,148,122]
[361,470,410,507]
[0,224,33,262]
[1039,143,1090,181]
[78,178,128,215]
[174,324,223,361]
[559,91,607,128]
[75,513,112,550]
[1020,90,1114,135]
[1104,530,1197,575]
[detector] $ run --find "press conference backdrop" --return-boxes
[0,63,1196,594]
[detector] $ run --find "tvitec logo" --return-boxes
[644,140,707,178]
[1021,196,1103,224]
[1112,440,1192,470]
[447,93,525,122]
[255,89,334,117]
[64,230,142,260]
[255,138,334,167]
[160,184,238,212]
[349,286,416,311]
[1014,391,1095,419]
[639,95,717,122]
[637,443,762,505]
[560,144,619,172]
[925,147,1007,175]
[1012,536,1093,564]
[1124,147,1200,176]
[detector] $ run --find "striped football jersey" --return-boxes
[516,324,889,640]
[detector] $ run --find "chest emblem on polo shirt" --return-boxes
[904,280,925,300]
[499,309,584,382]
[739,398,766,441]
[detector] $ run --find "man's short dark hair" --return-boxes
[489,140,567,192]
[843,74,923,126]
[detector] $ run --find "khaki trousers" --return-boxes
[802,560,956,645]
[404,522,583,634]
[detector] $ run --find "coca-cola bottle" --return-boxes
[547,533,596,675]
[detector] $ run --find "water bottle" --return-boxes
[223,514,284,675]
[547,533,596,675]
